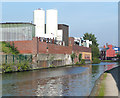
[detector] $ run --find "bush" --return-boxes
[80,59,85,64]
[5,66,13,72]
[92,58,101,64]
[2,61,32,73]
[17,61,31,71]
[76,62,79,65]
[49,64,56,68]
[3,63,13,72]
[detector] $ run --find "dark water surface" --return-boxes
[2,62,118,96]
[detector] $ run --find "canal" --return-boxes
[2,62,119,96]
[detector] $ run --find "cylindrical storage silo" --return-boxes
[33,9,45,37]
[46,9,58,37]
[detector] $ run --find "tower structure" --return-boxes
[46,9,58,38]
[33,8,45,37]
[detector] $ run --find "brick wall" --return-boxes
[106,48,116,57]
[9,37,92,62]
[10,40,33,54]
[9,37,38,54]
[69,37,74,46]
[47,44,72,54]
[73,45,91,52]
[106,45,116,57]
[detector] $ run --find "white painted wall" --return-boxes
[57,30,63,41]
[43,34,56,39]
[85,40,92,47]
[46,9,58,37]
[33,9,45,37]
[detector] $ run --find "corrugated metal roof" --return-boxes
[0,22,35,26]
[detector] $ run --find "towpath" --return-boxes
[104,73,119,96]
[104,66,120,97]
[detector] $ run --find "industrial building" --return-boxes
[1,8,91,49]
[0,8,92,63]
[0,22,35,41]
[58,24,69,46]
[73,37,92,48]
[33,9,58,39]
[33,9,69,46]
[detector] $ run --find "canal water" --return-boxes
[2,62,119,96]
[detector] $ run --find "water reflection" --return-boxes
[34,68,91,96]
[2,62,118,96]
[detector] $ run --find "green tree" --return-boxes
[1,42,19,55]
[71,53,76,63]
[83,32,99,47]
[79,54,82,62]
[83,32,99,59]
[91,45,100,59]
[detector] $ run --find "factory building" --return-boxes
[1,8,91,48]
[73,37,92,48]
[33,9,69,46]
[0,22,35,41]
[33,9,58,39]
[58,24,69,46]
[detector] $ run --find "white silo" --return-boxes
[46,9,58,37]
[33,8,45,37]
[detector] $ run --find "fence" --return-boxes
[1,54,32,64]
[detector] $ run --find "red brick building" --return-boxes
[100,44,116,60]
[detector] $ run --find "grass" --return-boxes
[101,60,116,62]
[98,73,107,96]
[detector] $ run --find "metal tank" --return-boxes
[33,8,45,37]
[46,9,58,38]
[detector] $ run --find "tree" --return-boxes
[83,32,99,47]
[91,45,100,59]
[83,32,99,59]
[71,53,76,63]
[79,54,82,62]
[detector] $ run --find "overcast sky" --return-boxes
[2,2,118,47]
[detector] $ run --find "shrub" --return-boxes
[17,61,31,71]
[2,61,32,73]
[76,62,79,65]
[92,58,101,64]
[4,64,13,72]
[49,64,55,68]
[80,59,85,64]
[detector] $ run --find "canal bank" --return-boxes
[90,65,120,96]
[1,54,72,73]
[2,53,92,73]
